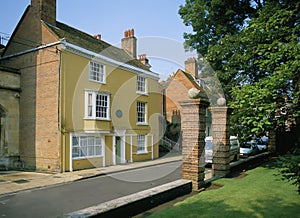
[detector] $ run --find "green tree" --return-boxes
[179,0,300,141]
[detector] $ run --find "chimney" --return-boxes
[122,28,137,59]
[94,34,101,41]
[31,0,56,26]
[184,57,198,79]
[139,54,151,70]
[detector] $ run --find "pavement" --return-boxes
[0,155,204,197]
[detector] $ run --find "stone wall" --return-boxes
[0,67,21,169]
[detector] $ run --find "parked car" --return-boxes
[229,136,240,161]
[240,141,259,158]
[256,136,268,152]
[205,136,240,164]
[204,136,213,164]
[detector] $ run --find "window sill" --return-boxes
[72,155,104,160]
[136,91,148,96]
[136,122,148,126]
[136,151,148,155]
[89,79,106,84]
[84,117,111,121]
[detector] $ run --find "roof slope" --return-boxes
[162,69,203,91]
[46,21,150,71]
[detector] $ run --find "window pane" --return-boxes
[72,147,79,157]
[137,102,146,123]
[88,146,94,156]
[95,137,101,145]
[137,135,146,152]
[72,137,79,146]
[72,136,104,158]
[90,62,105,83]
[95,146,102,156]
[96,94,108,118]
[137,76,146,92]
[80,146,87,156]
[80,137,87,146]
[88,137,94,146]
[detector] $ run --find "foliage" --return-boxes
[179,0,257,57]
[179,0,300,141]
[277,148,300,194]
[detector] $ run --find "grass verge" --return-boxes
[149,161,300,218]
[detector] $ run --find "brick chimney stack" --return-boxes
[31,0,56,26]
[122,29,137,59]
[184,57,198,79]
[139,54,151,70]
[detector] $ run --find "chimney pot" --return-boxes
[94,34,101,40]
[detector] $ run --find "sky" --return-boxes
[0,0,198,80]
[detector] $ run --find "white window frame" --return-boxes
[136,75,147,95]
[72,135,104,159]
[137,101,147,125]
[89,61,106,84]
[137,135,147,154]
[85,91,110,120]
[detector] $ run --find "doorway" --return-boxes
[114,136,125,165]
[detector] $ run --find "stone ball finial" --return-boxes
[188,88,201,99]
[217,97,226,106]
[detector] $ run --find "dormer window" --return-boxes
[89,61,106,84]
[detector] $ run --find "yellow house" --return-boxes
[0,0,161,172]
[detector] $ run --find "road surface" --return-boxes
[0,161,182,218]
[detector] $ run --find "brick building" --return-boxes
[162,57,212,137]
[0,0,161,172]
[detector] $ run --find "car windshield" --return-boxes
[241,142,252,148]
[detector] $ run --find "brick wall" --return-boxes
[165,70,197,122]
[210,107,232,177]
[35,47,61,171]
[1,45,61,172]
[180,99,209,190]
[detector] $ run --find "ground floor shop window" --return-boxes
[72,135,103,159]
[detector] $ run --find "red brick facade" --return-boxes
[164,69,203,123]
[1,0,61,171]
[180,99,209,190]
[210,107,232,176]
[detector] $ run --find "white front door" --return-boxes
[114,135,126,165]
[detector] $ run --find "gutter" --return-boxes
[61,40,160,80]
[0,41,62,60]
[0,39,160,80]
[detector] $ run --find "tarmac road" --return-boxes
[0,161,182,218]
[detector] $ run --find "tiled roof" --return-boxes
[45,21,150,71]
[161,69,203,90]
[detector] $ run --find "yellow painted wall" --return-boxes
[60,50,161,171]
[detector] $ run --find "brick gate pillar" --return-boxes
[180,92,209,191]
[210,106,233,177]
